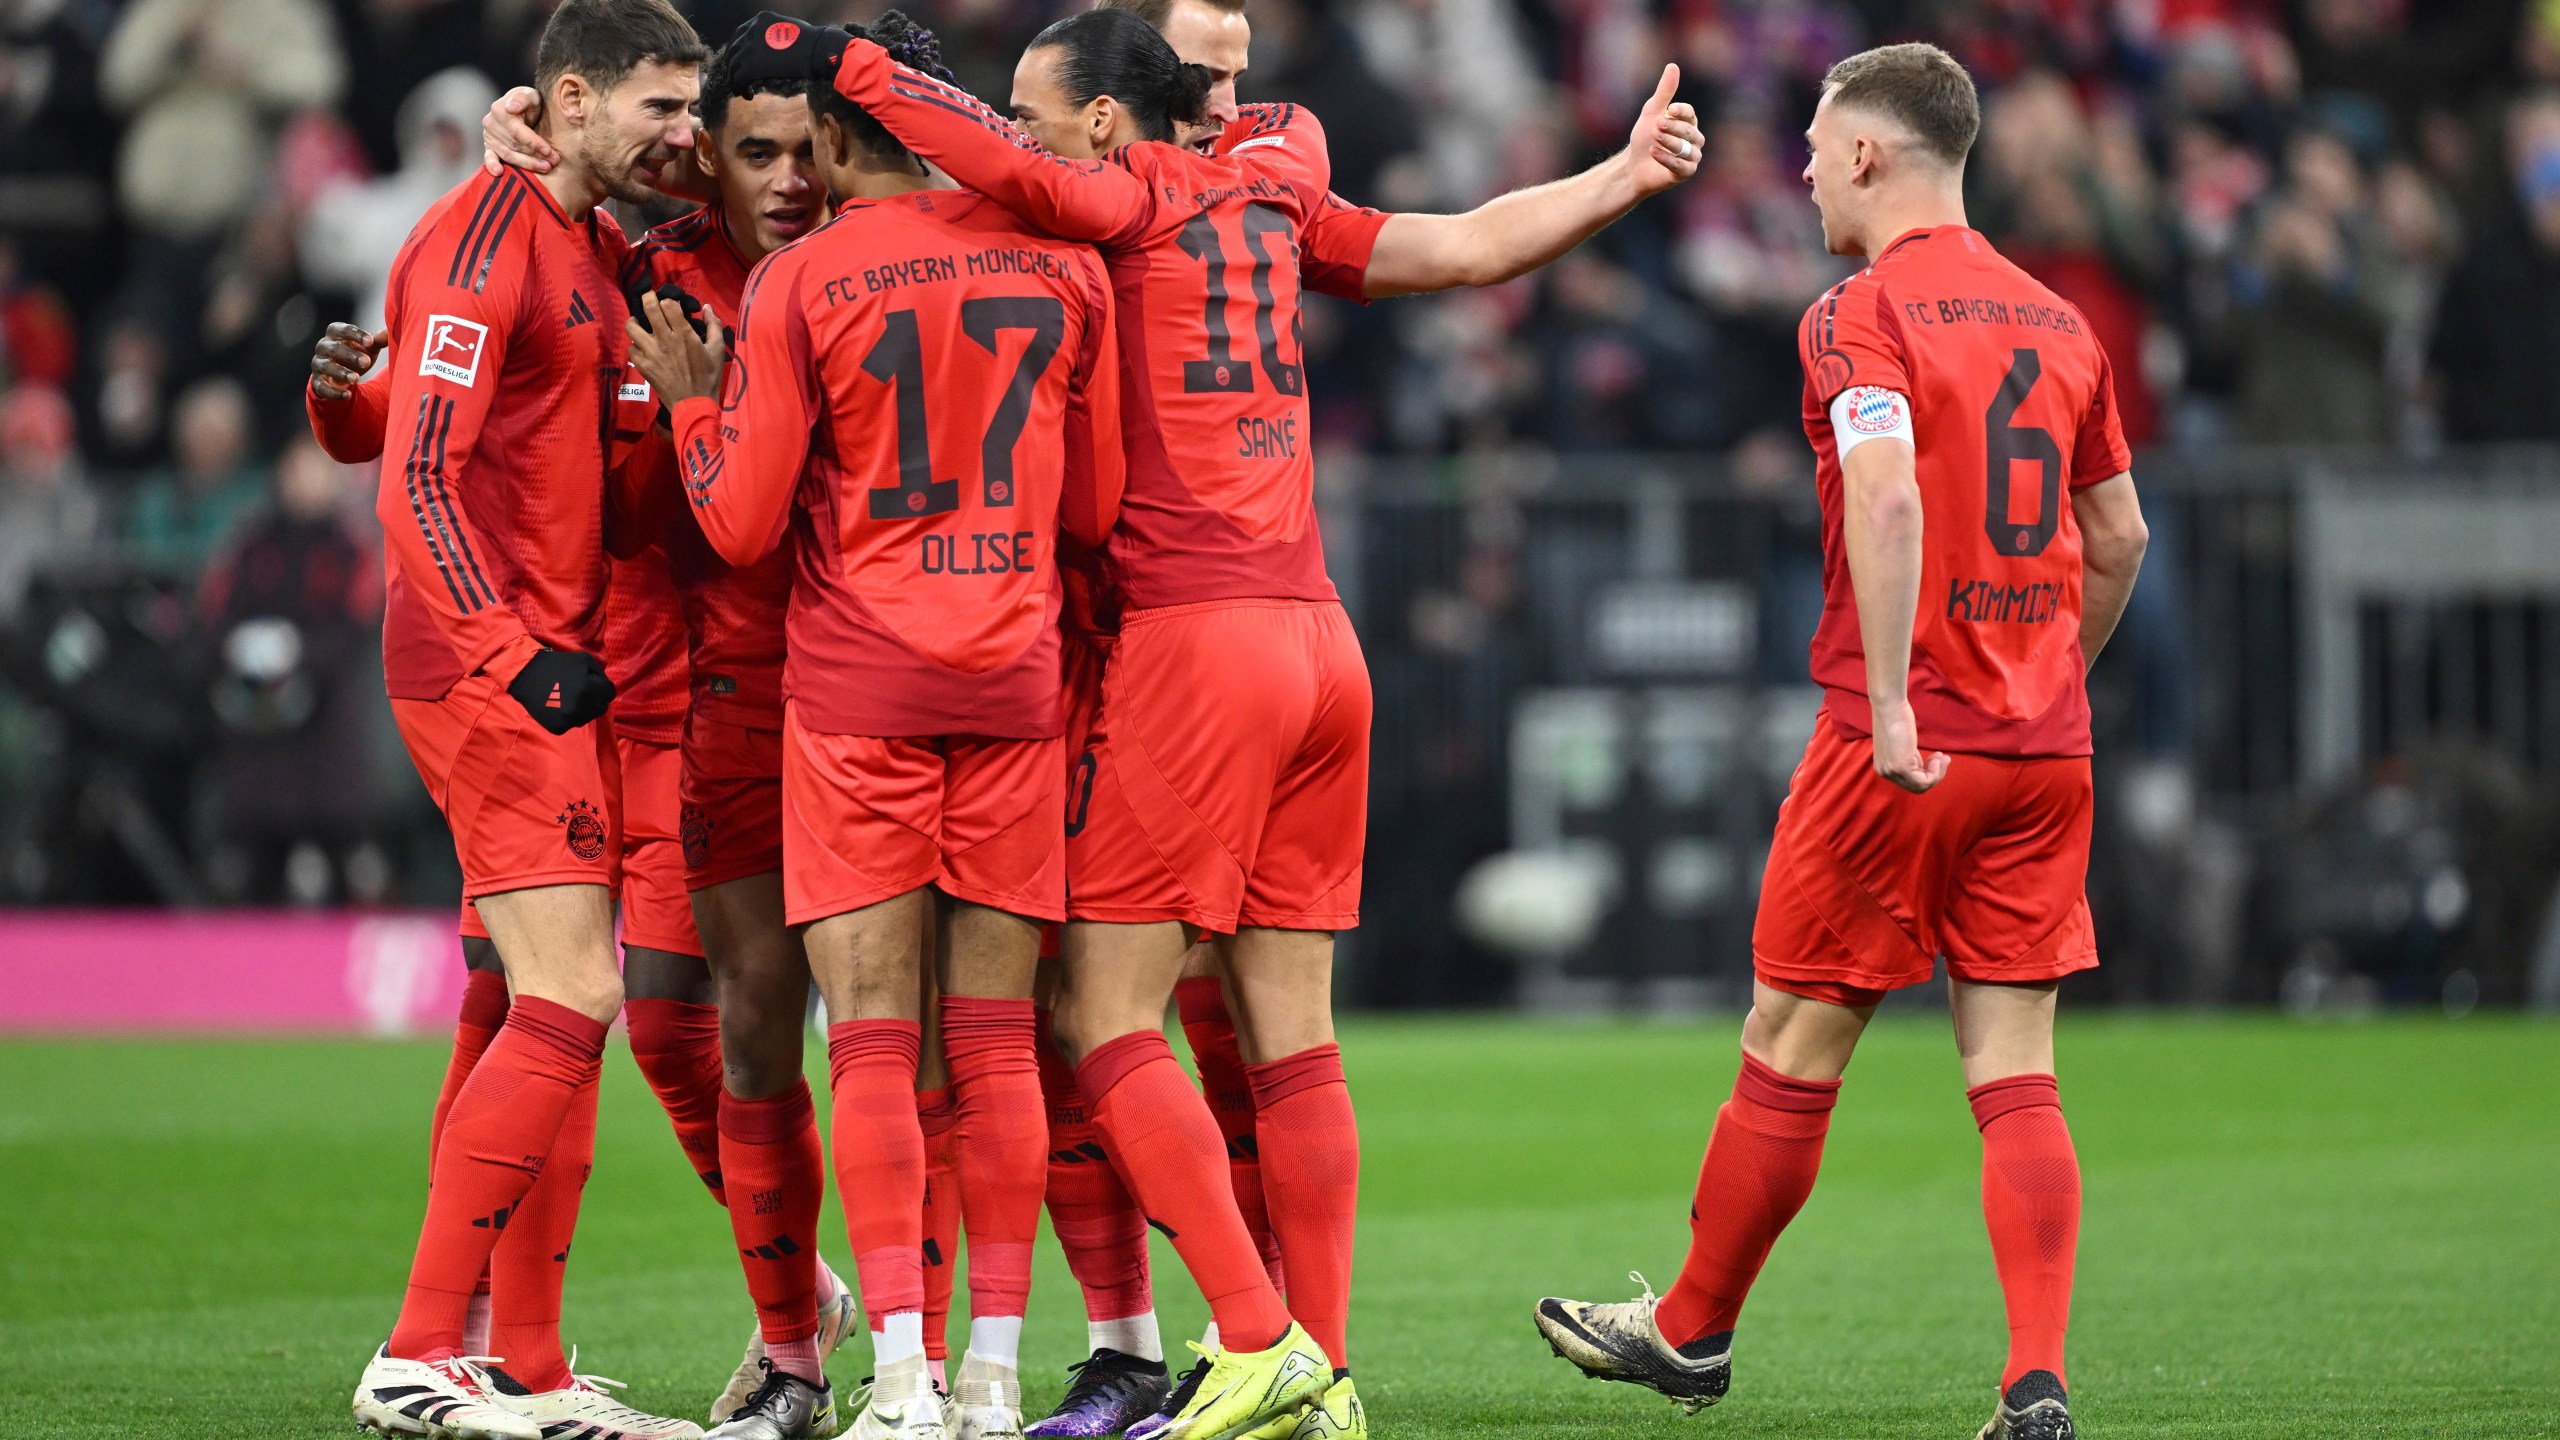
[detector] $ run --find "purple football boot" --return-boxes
[1025,1349,1175,1439]
[1116,1353,1208,1440]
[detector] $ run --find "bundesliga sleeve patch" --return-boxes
[1830,384,1913,457]
[420,315,489,387]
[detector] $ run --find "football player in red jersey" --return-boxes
[318,2,712,1439]
[625,16,1124,1436]
[814,16,1351,1437]
[310,19,865,1433]
[618,29,861,1431]
[1535,46,2148,1440]
[473,19,1708,1432]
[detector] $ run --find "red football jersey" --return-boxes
[1209,113,1387,303]
[669,187,1122,739]
[372,167,632,700]
[621,204,790,731]
[1799,225,2132,758]
[833,49,1336,610]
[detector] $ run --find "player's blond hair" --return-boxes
[1822,43,1980,168]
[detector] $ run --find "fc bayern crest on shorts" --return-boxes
[557,799,608,862]
[680,803,712,871]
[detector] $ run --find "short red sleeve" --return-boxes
[1300,192,1389,303]
[1799,273,1910,406]
[2071,345,2134,488]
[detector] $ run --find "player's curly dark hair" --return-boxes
[1026,8,1210,145]
[806,9,953,167]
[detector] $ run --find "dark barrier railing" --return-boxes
[7,448,2560,1010]
[1325,447,2560,1011]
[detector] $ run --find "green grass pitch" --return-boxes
[3,1014,2556,1438]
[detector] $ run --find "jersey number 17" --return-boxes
[861,297,1067,521]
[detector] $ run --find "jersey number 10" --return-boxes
[1984,347,2063,558]
[862,297,1067,521]
[1177,204,1304,397]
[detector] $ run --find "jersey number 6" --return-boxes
[1984,347,2063,558]
[1177,203,1304,397]
[861,297,1068,521]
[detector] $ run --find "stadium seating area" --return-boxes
[4,0,2559,1009]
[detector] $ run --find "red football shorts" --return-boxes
[1752,712,2097,1006]
[1067,598,1369,934]
[391,670,620,900]
[681,710,784,891]
[781,703,1066,928]
[617,734,702,957]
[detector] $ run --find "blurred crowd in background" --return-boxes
[5,0,2560,1005]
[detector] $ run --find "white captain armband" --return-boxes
[1829,385,1913,457]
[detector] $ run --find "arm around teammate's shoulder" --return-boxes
[832,40,1152,245]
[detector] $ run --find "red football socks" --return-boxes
[917,1086,960,1363]
[941,997,1044,1324]
[1248,1043,1358,1370]
[388,997,607,1362]
[432,970,508,1352]
[1177,978,1285,1293]
[1655,1053,1841,1349]
[430,969,510,1171]
[1039,1010,1152,1323]
[1079,1031,1293,1353]
[719,1082,829,1379]
[486,1071,597,1391]
[827,1020,927,1324]
[1970,1073,2079,1389]
[626,998,727,1203]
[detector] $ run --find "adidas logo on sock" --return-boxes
[470,1205,514,1231]
[741,1233,803,1262]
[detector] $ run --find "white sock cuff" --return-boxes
[1089,1312,1163,1364]
[872,1311,925,1367]
[966,1315,1024,1368]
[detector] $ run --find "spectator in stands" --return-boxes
[2431,90,2560,443]
[1675,106,1847,449]
[195,434,378,903]
[0,240,76,388]
[1975,71,2170,448]
[301,66,496,333]
[100,0,344,333]
[2227,125,2403,445]
[0,383,99,622]
[1350,0,1540,210]
[123,376,265,579]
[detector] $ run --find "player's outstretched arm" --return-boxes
[828,40,1151,244]
[1360,64,1700,299]
[2072,471,2146,670]
[1842,437,1949,794]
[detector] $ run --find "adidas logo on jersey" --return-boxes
[565,290,595,328]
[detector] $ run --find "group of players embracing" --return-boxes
[309,1,1708,1438]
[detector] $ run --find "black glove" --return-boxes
[724,12,852,89]
[633,282,709,341]
[506,649,616,735]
